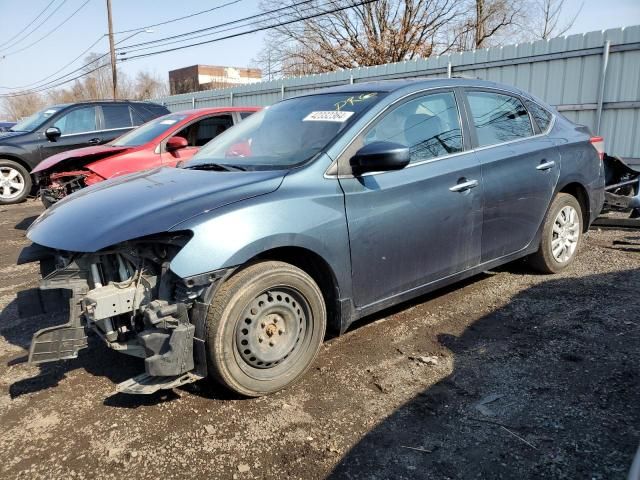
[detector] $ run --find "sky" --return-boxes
[0,0,639,92]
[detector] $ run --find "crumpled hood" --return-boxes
[32,144,132,173]
[27,166,286,252]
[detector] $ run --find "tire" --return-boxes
[0,159,31,204]
[206,261,326,397]
[529,193,583,273]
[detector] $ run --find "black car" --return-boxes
[0,100,169,204]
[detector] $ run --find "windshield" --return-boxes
[184,92,384,170]
[10,106,61,132]
[112,113,187,147]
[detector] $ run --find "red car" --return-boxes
[32,106,259,206]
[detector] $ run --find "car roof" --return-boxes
[167,106,261,116]
[315,77,526,96]
[50,100,165,109]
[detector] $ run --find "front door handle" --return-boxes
[88,137,101,145]
[449,179,479,192]
[536,160,555,171]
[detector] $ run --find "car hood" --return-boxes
[27,166,286,252]
[0,130,27,142]
[32,144,132,173]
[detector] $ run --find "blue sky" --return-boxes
[0,0,638,91]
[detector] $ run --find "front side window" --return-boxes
[174,114,234,147]
[53,106,97,135]
[364,91,463,164]
[102,104,133,130]
[467,91,533,147]
[185,92,384,170]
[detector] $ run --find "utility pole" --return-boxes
[106,0,117,99]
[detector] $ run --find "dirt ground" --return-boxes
[0,199,638,480]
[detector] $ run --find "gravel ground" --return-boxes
[0,199,638,480]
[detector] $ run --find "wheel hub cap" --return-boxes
[0,167,24,199]
[236,289,306,369]
[551,205,579,263]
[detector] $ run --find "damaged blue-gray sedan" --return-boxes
[19,78,605,397]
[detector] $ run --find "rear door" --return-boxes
[40,105,100,159]
[338,89,483,308]
[463,89,560,262]
[98,104,136,142]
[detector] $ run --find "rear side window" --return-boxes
[53,106,97,135]
[364,91,463,164]
[467,92,533,147]
[239,111,255,120]
[525,100,552,132]
[101,105,133,129]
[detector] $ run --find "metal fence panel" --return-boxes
[155,25,640,159]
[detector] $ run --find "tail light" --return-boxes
[590,136,605,160]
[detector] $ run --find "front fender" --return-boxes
[168,167,352,299]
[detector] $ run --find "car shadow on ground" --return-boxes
[14,215,39,231]
[327,269,640,479]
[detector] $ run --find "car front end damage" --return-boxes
[36,169,105,205]
[19,232,227,394]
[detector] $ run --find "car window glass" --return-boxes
[467,92,533,147]
[239,111,255,119]
[195,115,234,146]
[53,106,97,135]
[364,92,463,163]
[102,105,133,129]
[525,99,552,132]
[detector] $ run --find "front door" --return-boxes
[338,90,483,308]
[40,105,101,160]
[464,90,560,262]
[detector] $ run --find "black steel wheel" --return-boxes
[206,261,326,396]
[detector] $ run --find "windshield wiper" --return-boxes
[185,163,247,172]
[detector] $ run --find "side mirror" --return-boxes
[45,127,61,142]
[350,141,410,174]
[166,136,188,152]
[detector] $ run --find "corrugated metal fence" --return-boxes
[156,26,640,160]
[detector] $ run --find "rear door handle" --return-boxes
[88,137,101,145]
[449,179,479,192]
[536,160,555,170]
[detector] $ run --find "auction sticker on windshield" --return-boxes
[303,111,354,122]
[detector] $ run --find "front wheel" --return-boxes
[0,159,31,204]
[206,261,326,397]
[529,193,583,273]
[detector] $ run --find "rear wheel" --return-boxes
[206,261,326,397]
[0,159,31,204]
[529,193,583,273]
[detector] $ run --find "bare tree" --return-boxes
[255,0,462,76]
[530,0,583,40]
[133,71,168,100]
[0,91,45,120]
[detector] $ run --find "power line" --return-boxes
[0,30,146,94]
[0,0,68,52]
[0,35,105,90]
[0,0,376,97]
[0,0,58,48]
[113,0,243,34]
[120,0,376,61]
[2,0,93,57]
[116,0,333,56]
[116,0,316,51]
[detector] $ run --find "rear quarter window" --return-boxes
[525,100,553,132]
